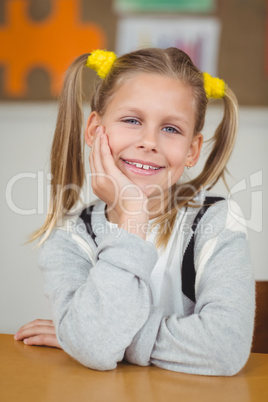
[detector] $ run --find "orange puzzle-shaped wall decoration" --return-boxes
[0,0,106,97]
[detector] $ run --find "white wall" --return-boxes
[0,103,267,334]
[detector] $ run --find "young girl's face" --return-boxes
[88,73,202,209]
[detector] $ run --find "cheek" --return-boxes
[105,124,135,156]
[167,146,188,166]
[105,128,126,159]
[166,146,189,181]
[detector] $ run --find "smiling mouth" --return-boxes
[123,160,163,170]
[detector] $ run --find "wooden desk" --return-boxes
[1,334,268,402]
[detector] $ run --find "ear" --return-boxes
[85,111,101,147]
[186,133,203,168]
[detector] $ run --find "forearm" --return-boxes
[150,302,254,376]
[56,269,150,370]
[127,291,255,376]
[126,233,255,376]
[40,228,158,370]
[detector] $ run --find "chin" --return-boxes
[143,186,168,203]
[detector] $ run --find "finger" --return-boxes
[16,319,54,333]
[90,128,109,197]
[14,319,55,338]
[23,334,61,349]
[14,325,56,341]
[91,126,105,174]
[100,133,129,182]
[89,127,102,176]
[90,125,103,157]
[98,132,118,174]
[100,133,113,160]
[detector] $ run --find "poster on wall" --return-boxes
[114,0,216,13]
[116,17,221,76]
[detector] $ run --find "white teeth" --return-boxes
[125,161,160,170]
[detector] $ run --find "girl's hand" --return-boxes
[14,319,62,349]
[89,126,149,238]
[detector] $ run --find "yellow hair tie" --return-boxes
[203,72,225,99]
[86,49,117,79]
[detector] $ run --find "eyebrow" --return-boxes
[117,107,190,126]
[163,114,190,126]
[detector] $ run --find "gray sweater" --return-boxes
[38,190,255,375]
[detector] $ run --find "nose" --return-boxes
[137,127,158,152]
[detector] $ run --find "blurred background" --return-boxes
[0,0,267,334]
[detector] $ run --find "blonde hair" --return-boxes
[29,48,238,248]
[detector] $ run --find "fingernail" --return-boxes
[14,332,18,340]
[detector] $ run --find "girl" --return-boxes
[14,48,255,376]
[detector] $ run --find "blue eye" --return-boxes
[124,118,140,125]
[163,126,179,134]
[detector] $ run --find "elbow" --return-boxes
[75,351,119,371]
[215,357,249,377]
[205,312,254,376]
[210,339,251,376]
[216,358,247,377]
[61,338,120,371]
[57,328,122,371]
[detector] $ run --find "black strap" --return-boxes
[79,205,97,246]
[181,196,224,302]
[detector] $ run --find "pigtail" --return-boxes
[196,86,238,191]
[28,54,90,246]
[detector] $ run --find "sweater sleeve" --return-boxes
[38,225,158,371]
[125,200,255,376]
